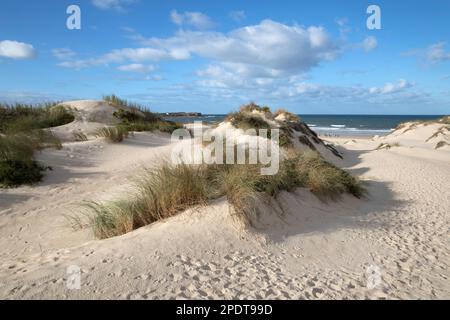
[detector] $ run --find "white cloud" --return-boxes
[52,48,76,60]
[362,36,378,52]
[58,19,339,75]
[58,47,188,69]
[91,0,136,11]
[0,40,36,59]
[229,11,246,22]
[402,42,450,65]
[117,63,155,73]
[369,79,414,94]
[144,20,338,73]
[170,10,215,29]
[335,17,351,39]
[426,42,450,63]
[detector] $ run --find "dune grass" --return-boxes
[226,104,307,149]
[438,116,450,125]
[104,94,183,134]
[274,108,301,123]
[435,141,450,149]
[95,126,130,143]
[73,131,88,142]
[84,149,364,239]
[87,164,211,239]
[0,103,74,134]
[395,115,450,131]
[239,102,272,115]
[375,142,400,150]
[226,111,271,131]
[0,133,58,187]
[0,102,69,187]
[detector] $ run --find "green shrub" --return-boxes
[0,160,45,187]
[0,133,56,187]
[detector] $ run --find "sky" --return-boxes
[0,0,449,114]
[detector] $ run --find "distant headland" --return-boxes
[158,112,202,117]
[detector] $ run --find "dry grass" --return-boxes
[375,142,400,150]
[274,109,301,123]
[104,94,182,134]
[87,164,210,239]
[438,116,450,125]
[95,126,129,143]
[435,141,450,149]
[83,149,364,239]
[73,131,88,142]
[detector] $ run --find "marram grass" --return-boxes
[83,150,364,239]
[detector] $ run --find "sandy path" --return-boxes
[0,136,449,299]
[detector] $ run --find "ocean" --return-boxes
[163,114,445,137]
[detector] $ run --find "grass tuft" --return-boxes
[435,141,449,149]
[95,126,129,143]
[375,142,400,150]
[73,131,88,142]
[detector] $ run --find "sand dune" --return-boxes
[0,102,449,299]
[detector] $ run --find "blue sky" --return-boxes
[0,0,449,114]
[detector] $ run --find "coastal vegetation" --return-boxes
[86,150,364,239]
[104,94,183,136]
[95,126,130,143]
[375,142,401,150]
[84,103,364,239]
[0,103,71,187]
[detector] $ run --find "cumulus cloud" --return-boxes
[362,36,378,52]
[170,10,215,29]
[91,0,136,11]
[58,19,339,75]
[117,63,155,73]
[143,20,339,73]
[0,40,36,59]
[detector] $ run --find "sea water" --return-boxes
[164,114,444,137]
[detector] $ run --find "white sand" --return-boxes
[0,104,449,299]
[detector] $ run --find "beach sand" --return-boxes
[0,106,449,299]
